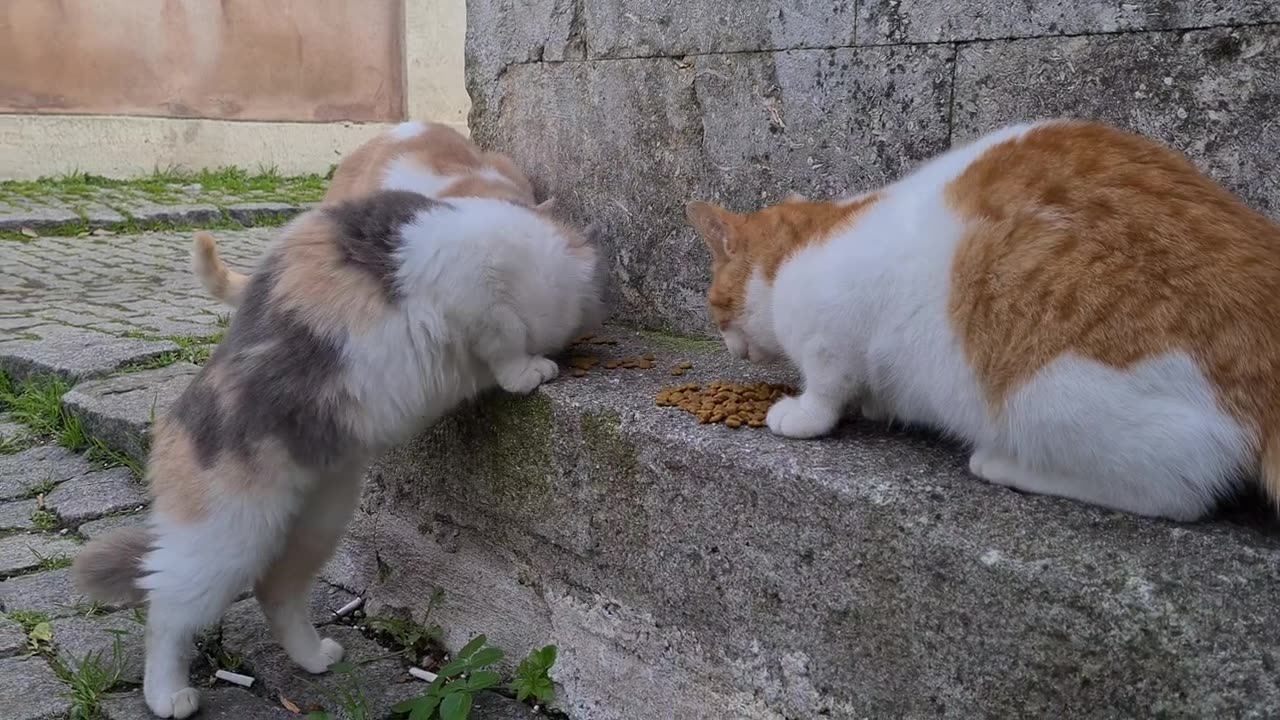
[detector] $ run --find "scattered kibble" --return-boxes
[568,355,599,371]
[656,381,797,428]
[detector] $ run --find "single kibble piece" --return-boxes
[643,353,656,361]
[671,368,686,376]
[677,361,694,370]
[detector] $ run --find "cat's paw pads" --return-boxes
[766,396,839,439]
[298,637,345,674]
[147,687,200,719]
[498,357,559,394]
[860,397,889,422]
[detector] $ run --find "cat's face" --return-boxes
[685,199,811,362]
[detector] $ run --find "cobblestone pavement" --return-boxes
[0,227,536,719]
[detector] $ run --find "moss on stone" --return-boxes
[579,410,639,485]
[470,392,557,504]
[635,329,721,354]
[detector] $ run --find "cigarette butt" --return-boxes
[409,667,438,683]
[333,597,364,617]
[215,669,255,687]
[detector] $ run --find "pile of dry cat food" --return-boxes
[656,381,797,428]
[566,335,681,377]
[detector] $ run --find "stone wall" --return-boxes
[467,0,1280,336]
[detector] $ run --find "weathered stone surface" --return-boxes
[473,45,952,335]
[102,688,293,720]
[77,512,146,541]
[0,325,177,383]
[0,498,40,531]
[362,326,1280,719]
[62,363,198,463]
[51,611,145,683]
[0,657,73,720]
[224,202,305,225]
[859,0,1280,45]
[0,445,90,501]
[44,466,147,527]
[955,26,1280,217]
[0,413,27,446]
[0,568,87,617]
[0,533,81,577]
[124,202,222,226]
[0,205,79,231]
[583,0,856,58]
[0,617,26,657]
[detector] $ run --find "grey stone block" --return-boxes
[0,617,26,657]
[62,363,199,463]
[125,202,223,227]
[0,568,86,618]
[953,25,1280,217]
[44,467,148,527]
[0,534,81,577]
[223,202,305,225]
[859,0,1280,45]
[77,512,146,541]
[0,205,80,232]
[0,657,72,720]
[584,0,856,58]
[0,325,178,383]
[80,204,127,226]
[102,688,293,720]
[0,445,90,501]
[471,45,953,334]
[361,325,1280,719]
[50,611,144,683]
[0,499,40,531]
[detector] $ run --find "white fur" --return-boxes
[131,198,603,718]
[741,121,1250,520]
[388,120,427,140]
[381,155,455,197]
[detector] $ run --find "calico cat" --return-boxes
[73,189,606,718]
[686,119,1280,522]
[194,120,547,307]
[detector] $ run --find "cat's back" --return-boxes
[148,192,442,519]
[945,120,1280,453]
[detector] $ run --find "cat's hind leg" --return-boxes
[974,353,1250,522]
[254,470,363,674]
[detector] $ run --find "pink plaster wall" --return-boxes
[0,0,406,122]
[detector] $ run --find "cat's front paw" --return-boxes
[497,356,559,394]
[766,395,840,439]
[296,637,345,674]
[146,686,200,719]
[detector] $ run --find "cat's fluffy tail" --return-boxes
[192,231,249,308]
[72,526,153,604]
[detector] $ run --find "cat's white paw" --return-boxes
[860,397,889,422]
[297,637,346,674]
[146,686,200,719]
[497,356,559,394]
[968,450,1023,488]
[766,396,839,439]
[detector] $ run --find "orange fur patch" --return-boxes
[148,417,209,523]
[686,195,878,329]
[947,121,1280,491]
[271,214,392,337]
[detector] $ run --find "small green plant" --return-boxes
[22,475,59,499]
[511,644,558,705]
[74,600,109,618]
[1,375,69,437]
[58,411,90,452]
[30,546,72,571]
[86,437,144,477]
[307,661,372,720]
[25,619,54,656]
[130,607,148,625]
[366,589,445,657]
[393,635,505,720]
[5,609,50,632]
[31,508,59,531]
[51,629,129,720]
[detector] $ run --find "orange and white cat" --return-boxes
[687,120,1280,521]
[75,189,605,718]
[194,120,548,307]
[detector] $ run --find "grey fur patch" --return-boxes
[170,251,354,470]
[71,526,153,605]
[324,190,438,301]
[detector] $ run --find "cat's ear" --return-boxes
[534,197,557,214]
[784,192,807,204]
[685,201,740,261]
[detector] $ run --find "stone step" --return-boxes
[59,324,1280,716]
[330,326,1280,719]
[61,363,199,463]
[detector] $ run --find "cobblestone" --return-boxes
[0,445,89,500]
[0,568,86,618]
[62,363,200,463]
[0,657,71,720]
[44,466,148,527]
[0,534,81,576]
